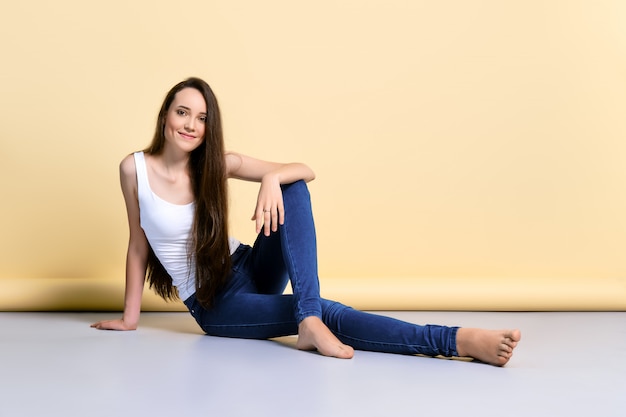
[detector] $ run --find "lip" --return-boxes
[178,131,196,140]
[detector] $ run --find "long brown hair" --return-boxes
[143,77,231,308]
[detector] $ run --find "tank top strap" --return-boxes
[133,152,151,201]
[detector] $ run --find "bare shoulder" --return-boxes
[118,154,139,200]
[119,153,137,179]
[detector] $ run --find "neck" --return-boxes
[158,146,190,176]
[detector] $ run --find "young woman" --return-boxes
[91,77,521,365]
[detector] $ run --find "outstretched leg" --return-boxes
[319,300,521,365]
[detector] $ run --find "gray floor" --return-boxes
[1,311,624,417]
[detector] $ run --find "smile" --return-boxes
[178,132,196,140]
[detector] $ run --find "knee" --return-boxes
[280,180,310,200]
[281,179,308,192]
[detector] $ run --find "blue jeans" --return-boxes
[184,181,459,357]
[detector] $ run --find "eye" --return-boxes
[176,109,187,116]
[199,115,207,123]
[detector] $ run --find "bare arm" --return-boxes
[91,155,148,330]
[225,151,315,184]
[225,152,315,236]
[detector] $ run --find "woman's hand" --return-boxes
[225,151,314,236]
[252,173,285,236]
[90,318,137,331]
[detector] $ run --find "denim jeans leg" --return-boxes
[275,180,323,322]
[183,245,299,339]
[320,300,459,357]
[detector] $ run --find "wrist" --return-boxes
[262,171,281,184]
[121,315,139,329]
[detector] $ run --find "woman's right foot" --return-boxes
[296,316,355,359]
[455,328,521,366]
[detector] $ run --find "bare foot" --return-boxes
[455,328,521,366]
[296,316,355,359]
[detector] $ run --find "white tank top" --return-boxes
[134,152,239,300]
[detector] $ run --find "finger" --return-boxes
[263,208,272,236]
[277,201,285,226]
[271,209,279,232]
[253,212,262,233]
[253,207,265,234]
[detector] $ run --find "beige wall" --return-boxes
[1,1,624,311]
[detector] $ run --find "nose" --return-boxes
[184,118,196,131]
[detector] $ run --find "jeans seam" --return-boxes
[281,221,303,321]
[333,332,435,353]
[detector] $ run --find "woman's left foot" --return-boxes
[296,316,354,359]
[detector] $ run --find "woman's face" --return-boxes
[163,87,207,153]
